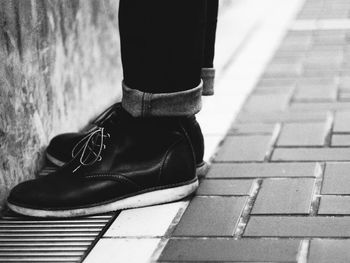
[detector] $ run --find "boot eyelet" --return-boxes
[97,156,102,162]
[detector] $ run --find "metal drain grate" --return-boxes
[0,166,118,263]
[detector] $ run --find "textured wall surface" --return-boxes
[0,0,122,209]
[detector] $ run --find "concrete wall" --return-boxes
[0,0,122,209]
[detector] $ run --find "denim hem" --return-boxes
[122,81,203,117]
[201,67,215,96]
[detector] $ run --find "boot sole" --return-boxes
[7,179,199,218]
[47,152,209,177]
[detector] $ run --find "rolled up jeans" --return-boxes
[119,0,218,117]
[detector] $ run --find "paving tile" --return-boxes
[206,163,320,178]
[244,216,350,237]
[159,239,300,262]
[84,238,160,263]
[277,122,329,146]
[339,76,350,90]
[278,40,311,52]
[229,123,276,135]
[333,111,350,132]
[313,30,348,45]
[309,239,350,263]
[272,148,350,161]
[293,87,337,101]
[291,102,350,111]
[243,94,291,112]
[237,111,329,123]
[254,84,295,95]
[196,179,253,196]
[214,136,272,162]
[253,79,295,94]
[296,78,336,88]
[172,196,247,237]
[262,63,303,78]
[104,202,185,237]
[252,178,315,214]
[331,134,350,146]
[303,57,343,69]
[256,78,296,88]
[322,163,350,194]
[319,196,350,214]
[339,91,350,101]
[272,50,306,60]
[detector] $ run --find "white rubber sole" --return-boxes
[7,179,199,218]
[46,153,208,177]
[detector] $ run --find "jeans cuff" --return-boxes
[122,81,203,117]
[201,67,215,96]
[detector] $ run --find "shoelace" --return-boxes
[71,127,110,173]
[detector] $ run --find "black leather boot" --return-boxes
[7,110,198,217]
[46,103,207,176]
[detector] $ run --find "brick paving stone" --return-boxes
[308,239,350,263]
[273,50,306,60]
[319,196,350,214]
[214,136,272,162]
[321,163,350,194]
[339,91,350,101]
[331,134,350,146]
[293,87,337,101]
[277,123,329,146]
[254,85,295,95]
[243,94,291,112]
[159,239,300,262]
[313,30,348,44]
[270,54,305,64]
[272,148,350,161]
[262,63,303,78]
[307,48,344,57]
[302,69,340,78]
[196,179,253,196]
[339,76,350,90]
[228,123,276,135]
[296,78,336,88]
[244,216,350,237]
[333,111,350,132]
[256,78,296,88]
[291,102,350,111]
[251,178,315,214]
[278,40,311,52]
[237,111,329,123]
[206,163,320,178]
[172,196,247,237]
[262,63,302,78]
[254,79,296,94]
[303,58,343,71]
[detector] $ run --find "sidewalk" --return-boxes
[158,0,350,262]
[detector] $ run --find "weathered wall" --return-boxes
[0,0,122,209]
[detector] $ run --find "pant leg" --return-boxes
[119,0,206,94]
[119,0,206,117]
[201,0,219,96]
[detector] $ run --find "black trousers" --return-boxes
[119,0,218,94]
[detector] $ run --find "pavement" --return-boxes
[3,0,350,262]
